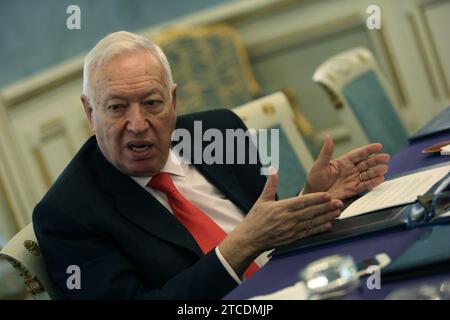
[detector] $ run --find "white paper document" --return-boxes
[339,164,450,220]
[441,144,450,156]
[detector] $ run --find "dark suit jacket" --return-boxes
[33,109,267,299]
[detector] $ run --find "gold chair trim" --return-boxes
[0,253,45,295]
[154,24,261,97]
[24,240,41,256]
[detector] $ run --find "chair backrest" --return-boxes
[154,25,261,114]
[232,92,314,199]
[313,47,408,155]
[0,223,60,299]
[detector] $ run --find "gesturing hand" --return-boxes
[219,172,342,276]
[303,135,390,200]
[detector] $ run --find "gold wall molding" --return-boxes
[418,0,449,7]
[32,119,76,188]
[2,59,83,110]
[0,99,36,228]
[181,0,303,28]
[418,0,450,99]
[407,13,440,99]
[0,172,20,232]
[32,147,52,190]
[372,27,408,107]
[246,12,362,59]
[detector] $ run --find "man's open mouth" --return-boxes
[126,142,154,153]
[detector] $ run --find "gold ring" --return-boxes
[359,172,364,182]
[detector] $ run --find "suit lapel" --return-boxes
[91,143,202,257]
[115,187,203,257]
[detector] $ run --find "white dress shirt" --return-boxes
[131,150,270,283]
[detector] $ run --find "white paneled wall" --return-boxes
[8,78,89,199]
[423,1,450,100]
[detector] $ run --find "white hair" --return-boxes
[83,31,173,103]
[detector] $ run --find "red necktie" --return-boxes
[148,172,259,279]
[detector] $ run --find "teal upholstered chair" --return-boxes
[232,92,315,199]
[313,47,409,155]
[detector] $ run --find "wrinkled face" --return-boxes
[82,51,177,177]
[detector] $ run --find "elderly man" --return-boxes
[33,31,389,299]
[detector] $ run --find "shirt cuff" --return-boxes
[215,247,242,285]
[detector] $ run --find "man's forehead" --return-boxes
[91,55,168,99]
[105,87,165,101]
[95,73,160,93]
[101,53,163,78]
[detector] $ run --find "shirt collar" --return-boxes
[131,149,186,188]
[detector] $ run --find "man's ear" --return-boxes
[81,95,94,132]
[171,84,177,111]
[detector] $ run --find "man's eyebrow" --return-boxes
[140,88,164,99]
[105,95,127,102]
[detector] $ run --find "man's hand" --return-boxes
[219,172,342,276]
[303,135,390,200]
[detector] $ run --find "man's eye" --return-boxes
[108,104,126,111]
[144,100,162,107]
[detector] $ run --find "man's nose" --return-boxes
[126,105,149,133]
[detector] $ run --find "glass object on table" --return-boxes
[300,255,360,300]
[385,280,450,300]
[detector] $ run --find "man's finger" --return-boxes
[295,209,341,231]
[356,154,390,172]
[297,222,333,239]
[258,170,279,201]
[361,164,388,181]
[279,192,332,210]
[316,134,334,167]
[347,143,383,164]
[289,199,343,221]
[358,176,385,193]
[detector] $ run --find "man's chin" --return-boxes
[119,160,164,177]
